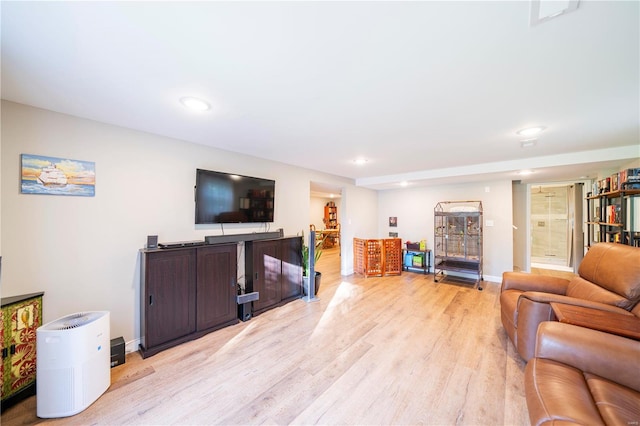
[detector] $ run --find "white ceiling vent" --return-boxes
[530,0,580,26]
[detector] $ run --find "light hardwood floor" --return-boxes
[2,248,532,425]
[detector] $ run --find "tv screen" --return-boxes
[195,169,275,224]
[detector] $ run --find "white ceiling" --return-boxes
[2,1,638,190]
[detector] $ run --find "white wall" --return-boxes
[341,186,378,276]
[377,181,514,282]
[1,101,377,351]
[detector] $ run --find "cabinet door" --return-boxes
[252,240,281,312]
[280,237,303,300]
[145,250,196,348]
[197,245,237,330]
[1,296,42,402]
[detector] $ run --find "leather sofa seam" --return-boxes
[531,360,552,420]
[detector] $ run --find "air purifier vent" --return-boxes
[40,311,105,331]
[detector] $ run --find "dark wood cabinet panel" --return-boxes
[246,237,302,315]
[144,249,196,350]
[197,245,237,330]
[281,237,303,301]
[250,240,281,313]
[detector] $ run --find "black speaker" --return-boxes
[110,337,125,368]
[238,303,252,322]
[147,235,158,249]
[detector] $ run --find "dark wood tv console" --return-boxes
[139,236,303,358]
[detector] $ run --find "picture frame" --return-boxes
[21,154,95,197]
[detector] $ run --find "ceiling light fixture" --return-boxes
[520,139,537,148]
[516,126,546,137]
[353,158,368,166]
[518,170,534,176]
[180,96,211,112]
[399,181,409,187]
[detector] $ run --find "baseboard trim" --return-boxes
[126,338,141,354]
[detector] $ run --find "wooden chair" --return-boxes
[310,224,324,247]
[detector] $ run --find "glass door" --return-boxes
[530,185,569,267]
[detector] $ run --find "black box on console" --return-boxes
[110,337,125,368]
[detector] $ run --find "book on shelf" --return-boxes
[605,204,621,224]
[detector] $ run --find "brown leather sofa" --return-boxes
[525,321,640,425]
[501,242,640,361]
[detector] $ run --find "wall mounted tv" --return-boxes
[195,169,275,224]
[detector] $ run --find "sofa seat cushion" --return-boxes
[586,373,640,426]
[526,357,640,426]
[525,358,605,426]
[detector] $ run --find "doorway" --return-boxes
[530,185,569,268]
[309,182,343,278]
[528,182,584,273]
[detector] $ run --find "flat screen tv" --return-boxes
[195,169,275,224]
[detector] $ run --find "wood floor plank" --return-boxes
[1,247,531,425]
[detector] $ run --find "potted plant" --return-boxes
[302,232,324,295]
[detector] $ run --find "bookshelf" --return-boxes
[586,188,640,247]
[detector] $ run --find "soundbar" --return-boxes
[154,229,285,250]
[205,229,284,245]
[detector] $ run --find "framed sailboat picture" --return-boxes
[20,154,96,196]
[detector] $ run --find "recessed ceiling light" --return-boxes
[180,96,211,112]
[518,170,534,176]
[520,139,537,148]
[399,181,409,187]
[353,158,368,166]
[516,126,546,137]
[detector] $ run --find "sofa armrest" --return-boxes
[535,322,640,392]
[519,292,633,316]
[513,293,632,361]
[501,271,569,294]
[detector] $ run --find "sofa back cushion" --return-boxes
[566,276,633,309]
[578,243,640,307]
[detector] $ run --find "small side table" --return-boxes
[550,302,640,341]
[402,249,431,274]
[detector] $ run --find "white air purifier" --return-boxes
[36,311,110,418]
